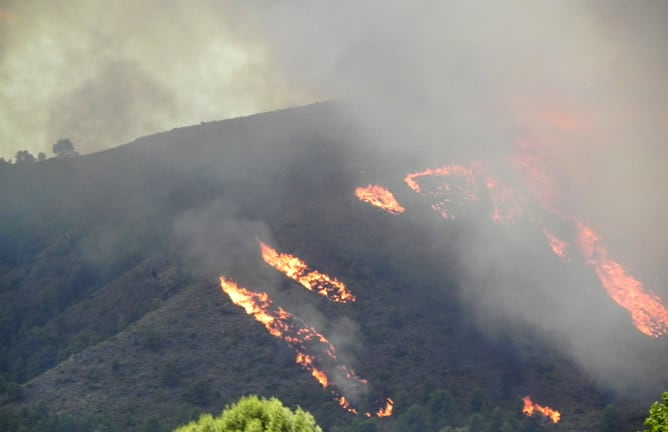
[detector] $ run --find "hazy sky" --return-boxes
[0,1,316,160]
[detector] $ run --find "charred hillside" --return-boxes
[0,103,666,432]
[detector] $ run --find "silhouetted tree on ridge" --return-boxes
[52,138,78,158]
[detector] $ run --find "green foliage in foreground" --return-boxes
[643,392,668,432]
[174,395,322,432]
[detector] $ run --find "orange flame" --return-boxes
[543,229,569,261]
[404,165,476,193]
[373,398,394,418]
[522,396,561,423]
[219,276,391,416]
[258,241,356,303]
[405,154,668,336]
[576,223,668,337]
[510,137,668,338]
[355,185,406,215]
[404,165,478,220]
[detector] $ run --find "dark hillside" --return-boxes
[0,103,665,431]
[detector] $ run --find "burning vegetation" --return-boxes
[354,184,406,215]
[354,143,668,338]
[575,223,668,337]
[219,276,393,417]
[258,240,356,303]
[219,238,394,417]
[522,396,561,424]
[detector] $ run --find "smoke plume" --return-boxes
[0,0,314,159]
[244,1,668,395]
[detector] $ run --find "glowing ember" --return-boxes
[355,185,406,215]
[576,223,668,337]
[543,229,569,261]
[522,396,561,423]
[480,173,524,224]
[404,166,476,194]
[258,241,356,303]
[219,276,391,416]
[404,165,478,220]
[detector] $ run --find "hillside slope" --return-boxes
[0,103,665,431]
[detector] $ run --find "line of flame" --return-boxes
[258,241,356,303]
[575,223,668,337]
[522,396,561,423]
[405,150,668,338]
[404,166,475,193]
[219,276,391,416]
[354,185,406,215]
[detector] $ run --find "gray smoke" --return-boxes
[243,0,668,395]
[0,0,313,158]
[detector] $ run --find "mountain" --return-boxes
[0,102,665,431]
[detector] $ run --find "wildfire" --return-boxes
[354,185,406,215]
[508,135,668,338]
[402,153,668,337]
[404,165,478,220]
[480,173,524,224]
[258,241,356,303]
[543,229,569,261]
[404,165,476,194]
[522,396,561,424]
[372,398,394,418]
[576,223,668,337]
[219,276,391,416]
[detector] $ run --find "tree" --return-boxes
[52,138,78,158]
[398,404,429,432]
[428,389,459,429]
[174,395,323,432]
[643,392,668,432]
[14,150,36,164]
[599,404,620,432]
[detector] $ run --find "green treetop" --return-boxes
[174,395,323,432]
[644,392,668,432]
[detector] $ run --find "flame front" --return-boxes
[575,223,668,337]
[355,185,406,215]
[522,396,561,424]
[404,154,668,336]
[511,139,668,338]
[258,241,356,303]
[399,131,668,338]
[219,276,391,416]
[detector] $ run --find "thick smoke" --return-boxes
[0,0,314,159]
[244,1,668,395]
